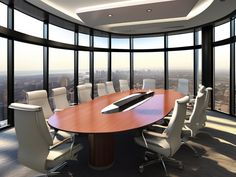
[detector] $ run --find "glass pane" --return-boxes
[111,36,129,49]
[49,24,74,44]
[94,36,109,48]
[168,50,194,95]
[94,52,108,97]
[49,48,74,107]
[133,36,164,49]
[79,33,90,46]
[0,2,7,28]
[214,22,230,41]
[79,51,90,84]
[14,10,43,38]
[134,52,164,89]
[214,45,230,113]
[196,49,202,88]
[14,42,43,103]
[168,32,193,48]
[0,38,8,128]
[196,30,202,45]
[112,52,130,91]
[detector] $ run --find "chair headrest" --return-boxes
[9,103,42,112]
[52,87,66,96]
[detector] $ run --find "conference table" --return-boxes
[48,89,183,169]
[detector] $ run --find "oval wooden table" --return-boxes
[48,89,183,169]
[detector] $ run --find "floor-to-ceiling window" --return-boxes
[214,21,231,113]
[0,38,8,128]
[78,51,90,84]
[94,52,108,97]
[134,52,164,89]
[111,35,130,91]
[0,2,7,28]
[168,32,194,95]
[14,42,43,103]
[111,52,130,91]
[49,48,74,107]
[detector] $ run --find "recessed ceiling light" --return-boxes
[108,14,113,17]
[146,9,152,13]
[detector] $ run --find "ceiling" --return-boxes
[26,0,236,34]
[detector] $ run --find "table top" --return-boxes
[48,89,183,134]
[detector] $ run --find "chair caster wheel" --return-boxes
[139,165,144,173]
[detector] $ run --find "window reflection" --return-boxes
[0,38,8,128]
[134,52,164,89]
[14,42,43,103]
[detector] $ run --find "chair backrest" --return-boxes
[119,80,130,92]
[163,96,189,156]
[199,87,212,127]
[142,79,156,90]
[97,83,108,97]
[84,83,92,97]
[26,90,53,119]
[186,91,206,136]
[77,84,92,103]
[9,103,53,173]
[177,79,189,95]
[52,87,70,110]
[106,81,116,94]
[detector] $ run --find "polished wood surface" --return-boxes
[48,89,183,133]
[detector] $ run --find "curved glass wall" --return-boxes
[1,1,236,129]
[0,37,8,128]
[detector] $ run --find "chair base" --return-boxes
[138,151,184,177]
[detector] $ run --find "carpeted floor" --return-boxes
[0,111,235,177]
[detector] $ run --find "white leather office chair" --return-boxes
[84,83,92,98]
[119,79,130,92]
[97,83,108,97]
[199,87,212,128]
[9,103,82,175]
[52,87,70,111]
[77,84,92,103]
[142,79,156,90]
[177,79,189,95]
[26,90,71,139]
[182,91,206,156]
[26,90,53,119]
[105,81,116,94]
[135,96,189,176]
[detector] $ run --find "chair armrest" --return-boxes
[54,108,64,112]
[69,103,77,106]
[143,129,168,139]
[49,137,72,150]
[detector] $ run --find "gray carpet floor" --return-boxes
[0,111,235,177]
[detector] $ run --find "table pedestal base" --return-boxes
[88,133,114,169]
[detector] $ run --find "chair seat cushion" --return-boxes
[46,143,82,170]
